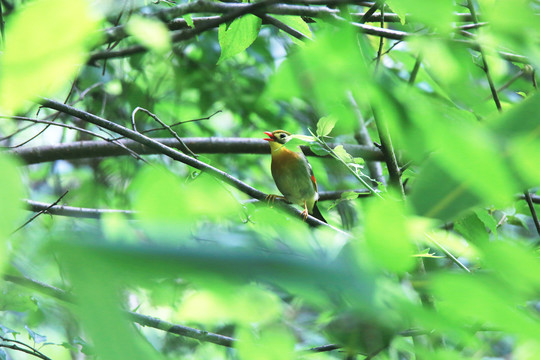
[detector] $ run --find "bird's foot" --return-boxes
[265,194,286,207]
[301,208,309,221]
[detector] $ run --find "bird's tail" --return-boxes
[311,202,327,224]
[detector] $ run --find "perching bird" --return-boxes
[263,130,326,223]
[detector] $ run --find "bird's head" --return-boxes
[263,130,292,145]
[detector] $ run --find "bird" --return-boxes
[263,130,327,224]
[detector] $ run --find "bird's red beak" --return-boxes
[263,131,275,141]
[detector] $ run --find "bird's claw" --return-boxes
[301,208,309,221]
[265,194,285,207]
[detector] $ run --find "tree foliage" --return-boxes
[0,0,539,359]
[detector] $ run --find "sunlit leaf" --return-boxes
[0,0,101,113]
[316,116,337,137]
[175,285,282,325]
[183,14,194,28]
[218,14,262,64]
[332,145,354,163]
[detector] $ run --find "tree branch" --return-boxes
[10,137,383,165]
[22,189,371,219]
[23,199,136,219]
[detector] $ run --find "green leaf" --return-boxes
[0,0,101,114]
[454,211,489,245]
[340,191,361,201]
[474,209,498,239]
[218,14,262,64]
[409,157,483,221]
[333,145,354,163]
[183,14,194,28]
[25,326,47,344]
[126,15,171,53]
[490,92,540,188]
[316,116,337,137]
[236,324,295,360]
[309,142,330,156]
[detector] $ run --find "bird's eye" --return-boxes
[280,134,286,138]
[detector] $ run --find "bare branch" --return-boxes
[11,191,69,235]
[10,137,384,165]
[23,199,135,219]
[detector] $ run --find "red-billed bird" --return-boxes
[263,130,326,224]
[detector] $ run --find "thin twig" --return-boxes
[424,233,471,273]
[1,115,148,163]
[465,0,502,112]
[374,1,385,71]
[258,13,311,41]
[349,93,385,186]
[23,199,136,219]
[0,337,53,360]
[308,129,382,199]
[11,191,69,235]
[359,0,381,23]
[523,191,540,236]
[132,107,198,157]
[408,54,422,85]
[372,109,404,197]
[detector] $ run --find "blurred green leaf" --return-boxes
[266,25,374,130]
[363,198,415,273]
[0,155,25,271]
[175,284,282,326]
[54,239,376,310]
[409,157,483,221]
[236,324,295,360]
[126,15,171,53]
[454,211,489,245]
[386,0,456,32]
[0,0,101,113]
[24,326,47,343]
[131,166,239,239]
[218,14,262,64]
[481,240,540,296]
[490,92,540,188]
[431,273,540,340]
[61,250,162,360]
